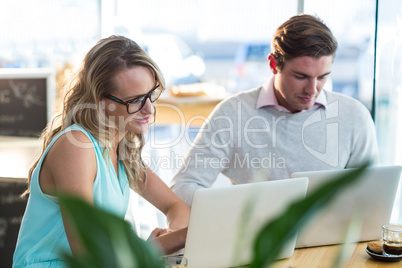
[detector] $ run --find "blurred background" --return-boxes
[0,0,401,239]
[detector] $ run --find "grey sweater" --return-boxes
[170,87,379,205]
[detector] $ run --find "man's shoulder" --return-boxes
[324,90,372,119]
[325,91,368,109]
[216,86,261,110]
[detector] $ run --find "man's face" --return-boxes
[270,55,333,113]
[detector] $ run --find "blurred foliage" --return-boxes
[250,163,369,268]
[59,195,162,268]
[59,162,368,268]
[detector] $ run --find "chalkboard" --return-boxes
[0,177,28,268]
[0,69,55,137]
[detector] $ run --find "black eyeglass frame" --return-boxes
[104,84,162,114]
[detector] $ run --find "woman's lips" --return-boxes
[135,116,150,124]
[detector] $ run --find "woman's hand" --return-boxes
[147,227,170,240]
[148,227,188,255]
[139,168,190,254]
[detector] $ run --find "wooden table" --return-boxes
[272,242,401,268]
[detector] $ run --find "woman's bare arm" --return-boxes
[140,168,190,230]
[39,131,97,255]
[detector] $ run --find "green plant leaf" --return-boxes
[59,195,163,268]
[250,163,369,268]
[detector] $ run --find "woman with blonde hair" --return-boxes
[13,35,190,267]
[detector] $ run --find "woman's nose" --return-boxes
[140,97,155,114]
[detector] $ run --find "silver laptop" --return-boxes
[291,165,402,248]
[183,177,309,268]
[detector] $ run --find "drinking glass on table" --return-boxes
[161,255,188,268]
[382,224,402,256]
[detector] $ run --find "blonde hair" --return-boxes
[23,35,165,196]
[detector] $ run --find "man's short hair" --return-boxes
[271,14,338,70]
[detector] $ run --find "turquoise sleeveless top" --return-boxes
[13,124,130,268]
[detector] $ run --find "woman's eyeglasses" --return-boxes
[104,84,162,114]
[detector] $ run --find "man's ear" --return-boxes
[268,54,278,74]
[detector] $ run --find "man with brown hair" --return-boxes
[170,14,378,205]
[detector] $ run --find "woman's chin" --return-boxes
[129,121,151,134]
